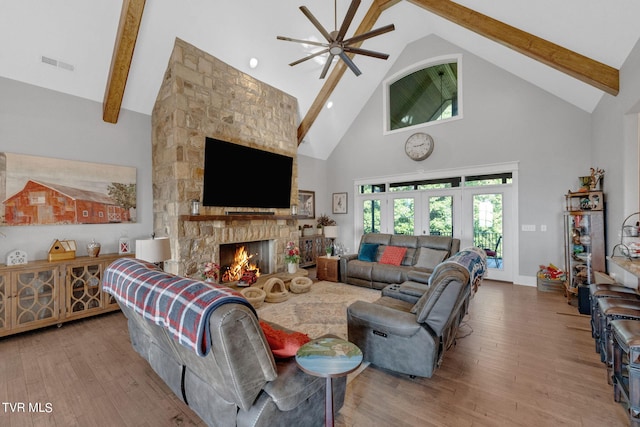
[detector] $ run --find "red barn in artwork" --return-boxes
[4,180,130,225]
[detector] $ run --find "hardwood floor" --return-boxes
[0,280,630,426]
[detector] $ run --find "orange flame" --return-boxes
[221,246,260,282]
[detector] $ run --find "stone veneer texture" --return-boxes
[152,38,299,276]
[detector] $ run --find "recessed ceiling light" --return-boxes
[249,57,259,68]
[326,101,333,109]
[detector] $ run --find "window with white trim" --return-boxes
[385,55,461,133]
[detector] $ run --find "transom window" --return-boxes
[385,55,461,133]
[358,173,511,194]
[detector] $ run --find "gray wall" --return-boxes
[5,34,640,287]
[0,77,152,261]
[592,37,640,286]
[320,35,593,284]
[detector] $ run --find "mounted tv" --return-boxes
[202,137,293,209]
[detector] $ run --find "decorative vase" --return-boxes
[287,263,297,274]
[87,239,101,257]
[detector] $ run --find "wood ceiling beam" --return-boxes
[103,0,146,124]
[407,0,619,96]
[298,0,401,144]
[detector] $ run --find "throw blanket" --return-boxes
[430,247,487,293]
[102,258,255,357]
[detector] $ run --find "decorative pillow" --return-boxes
[358,243,379,262]
[379,246,407,266]
[259,321,310,358]
[414,247,448,270]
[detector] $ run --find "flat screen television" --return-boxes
[202,137,293,209]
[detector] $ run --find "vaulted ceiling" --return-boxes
[2,1,640,159]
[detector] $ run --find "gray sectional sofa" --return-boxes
[339,233,460,290]
[347,248,487,378]
[103,258,344,427]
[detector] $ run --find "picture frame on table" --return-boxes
[298,190,315,218]
[332,192,348,214]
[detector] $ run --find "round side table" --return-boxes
[295,337,363,427]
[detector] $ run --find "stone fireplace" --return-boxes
[151,38,299,277]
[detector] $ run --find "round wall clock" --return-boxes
[404,132,434,161]
[7,249,28,265]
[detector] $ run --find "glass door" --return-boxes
[464,187,512,281]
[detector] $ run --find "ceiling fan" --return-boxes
[277,0,395,79]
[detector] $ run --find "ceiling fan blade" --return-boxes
[336,0,361,42]
[343,46,389,60]
[277,36,329,49]
[289,49,330,66]
[343,24,395,46]
[300,6,334,43]
[339,52,362,76]
[319,54,335,79]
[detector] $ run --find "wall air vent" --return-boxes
[41,56,57,66]
[41,56,74,71]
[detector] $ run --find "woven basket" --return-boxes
[263,278,289,303]
[240,287,266,308]
[290,276,313,294]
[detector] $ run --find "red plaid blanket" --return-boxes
[102,258,255,356]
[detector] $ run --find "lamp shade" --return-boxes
[135,237,171,263]
[323,225,339,239]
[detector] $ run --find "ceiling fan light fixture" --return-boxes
[277,0,394,79]
[329,44,343,55]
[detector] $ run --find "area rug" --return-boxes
[256,281,380,340]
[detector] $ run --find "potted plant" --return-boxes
[284,241,300,273]
[317,214,336,235]
[201,261,220,283]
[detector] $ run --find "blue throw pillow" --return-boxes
[358,243,379,262]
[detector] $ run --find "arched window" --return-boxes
[385,55,461,133]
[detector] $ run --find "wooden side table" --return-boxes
[317,255,340,282]
[295,337,362,427]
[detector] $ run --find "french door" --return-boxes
[462,186,512,281]
[357,186,513,282]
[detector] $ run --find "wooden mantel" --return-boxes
[179,214,302,222]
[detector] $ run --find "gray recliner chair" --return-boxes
[347,248,486,378]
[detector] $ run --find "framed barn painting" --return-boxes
[0,152,137,226]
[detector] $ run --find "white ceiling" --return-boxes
[2,0,640,159]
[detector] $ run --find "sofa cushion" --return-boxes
[347,260,374,280]
[379,246,407,266]
[358,243,379,262]
[401,248,417,266]
[417,235,453,252]
[371,263,408,284]
[414,247,448,270]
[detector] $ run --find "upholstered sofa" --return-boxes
[347,248,486,378]
[102,258,345,427]
[339,233,460,290]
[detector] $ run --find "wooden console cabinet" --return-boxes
[316,256,340,282]
[299,235,327,268]
[0,253,129,337]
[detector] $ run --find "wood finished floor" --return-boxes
[0,280,630,426]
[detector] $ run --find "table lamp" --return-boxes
[323,225,339,255]
[135,236,171,270]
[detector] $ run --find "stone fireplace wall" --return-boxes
[152,38,299,276]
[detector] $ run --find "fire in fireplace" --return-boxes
[221,246,260,283]
[220,240,272,283]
